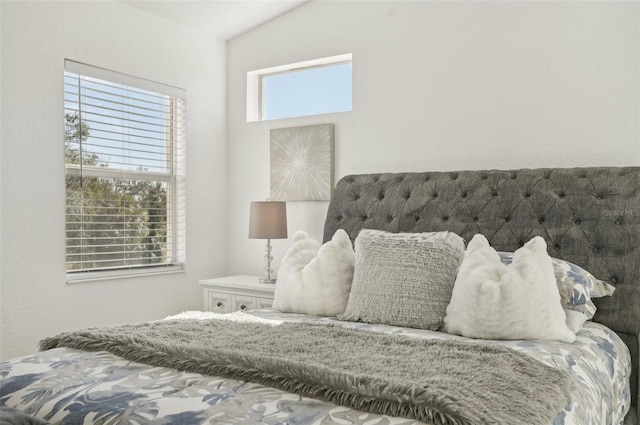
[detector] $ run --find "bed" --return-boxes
[1,166,638,425]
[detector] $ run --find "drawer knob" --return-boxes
[240,304,247,310]
[216,301,223,307]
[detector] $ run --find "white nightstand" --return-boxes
[199,275,276,313]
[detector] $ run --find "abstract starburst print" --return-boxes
[270,124,333,201]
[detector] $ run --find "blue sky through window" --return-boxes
[262,62,352,120]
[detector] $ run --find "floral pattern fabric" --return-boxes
[0,310,632,425]
[498,252,616,318]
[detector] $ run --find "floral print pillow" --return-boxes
[498,253,615,319]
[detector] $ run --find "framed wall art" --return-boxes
[270,123,334,201]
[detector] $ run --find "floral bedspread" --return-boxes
[0,310,632,425]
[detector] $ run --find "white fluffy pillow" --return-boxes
[272,229,355,316]
[443,234,575,343]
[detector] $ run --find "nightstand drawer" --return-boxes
[199,276,276,313]
[205,291,232,313]
[257,297,274,309]
[233,295,257,312]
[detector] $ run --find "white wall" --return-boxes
[0,1,227,360]
[226,1,640,276]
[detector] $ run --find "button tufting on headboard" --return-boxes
[323,167,640,415]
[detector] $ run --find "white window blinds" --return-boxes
[64,60,186,280]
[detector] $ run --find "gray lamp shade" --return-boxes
[249,201,288,239]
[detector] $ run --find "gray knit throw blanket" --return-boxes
[40,317,575,425]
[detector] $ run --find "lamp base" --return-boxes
[259,277,277,284]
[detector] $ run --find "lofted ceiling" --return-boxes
[121,0,308,40]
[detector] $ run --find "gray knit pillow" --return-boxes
[338,229,465,330]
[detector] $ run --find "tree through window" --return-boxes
[64,60,186,280]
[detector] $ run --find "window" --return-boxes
[247,54,352,122]
[64,60,186,281]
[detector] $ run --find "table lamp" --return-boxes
[249,201,288,283]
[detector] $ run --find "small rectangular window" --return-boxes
[64,60,186,281]
[247,54,352,122]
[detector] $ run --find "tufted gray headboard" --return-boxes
[323,167,640,420]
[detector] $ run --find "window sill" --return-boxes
[66,264,186,283]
